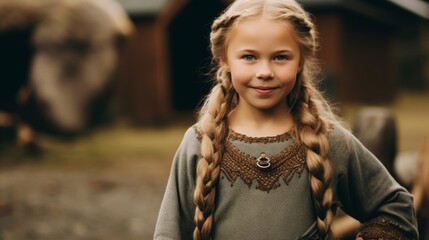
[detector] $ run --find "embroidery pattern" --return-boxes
[357,216,417,240]
[221,139,307,192]
[194,125,203,140]
[228,129,293,144]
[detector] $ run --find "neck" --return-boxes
[228,104,294,137]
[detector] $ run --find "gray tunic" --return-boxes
[154,125,418,240]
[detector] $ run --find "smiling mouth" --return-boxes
[252,86,278,95]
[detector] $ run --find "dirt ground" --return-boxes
[0,124,187,240]
[0,164,168,240]
[0,91,428,240]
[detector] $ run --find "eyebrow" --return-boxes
[273,49,295,54]
[236,49,295,55]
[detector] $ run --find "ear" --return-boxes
[220,58,229,69]
[298,58,304,73]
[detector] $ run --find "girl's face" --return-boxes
[223,16,302,114]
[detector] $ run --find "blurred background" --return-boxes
[0,0,428,239]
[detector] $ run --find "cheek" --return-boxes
[230,72,245,91]
[277,68,298,82]
[230,64,251,83]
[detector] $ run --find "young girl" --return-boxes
[154,0,418,239]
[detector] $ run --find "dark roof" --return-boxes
[114,0,429,22]
[299,0,429,20]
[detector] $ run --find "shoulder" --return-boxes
[326,123,366,173]
[327,123,355,152]
[177,124,201,155]
[327,123,372,155]
[169,125,201,178]
[183,124,201,143]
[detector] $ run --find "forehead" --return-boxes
[226,16,299,51]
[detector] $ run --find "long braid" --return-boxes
[281,6,336,240]
[293,79,335,239]
[193,67,236,240]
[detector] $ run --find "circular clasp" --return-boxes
[256,152,271,169]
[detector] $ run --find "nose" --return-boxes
[256,61,274,80]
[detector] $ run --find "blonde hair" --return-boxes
[194,0,338,239]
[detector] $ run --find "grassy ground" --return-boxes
[0,123,188,168]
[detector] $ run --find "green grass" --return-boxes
[0,123,188,169]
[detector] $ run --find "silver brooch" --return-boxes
[256,152,271,169]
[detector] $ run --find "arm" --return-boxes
[154,127,200,240]
[329,126,418,239]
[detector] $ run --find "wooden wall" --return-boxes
[316,12,395,103]
[117,18,171,122]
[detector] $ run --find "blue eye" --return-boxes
[243,55,255,61]
[274,55,289,61]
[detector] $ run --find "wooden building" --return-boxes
[116,0,231,122]
[115,0,429,122]
[304,0,429,102]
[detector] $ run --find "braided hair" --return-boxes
[194,0,338,239]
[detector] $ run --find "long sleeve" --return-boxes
[329,126,418,239]
[154,127,201,240]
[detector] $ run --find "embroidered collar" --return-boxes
[221,138,307,192]
[228,129,293,144]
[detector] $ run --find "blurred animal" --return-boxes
[352,107,398,178]
[0,0,133,149]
